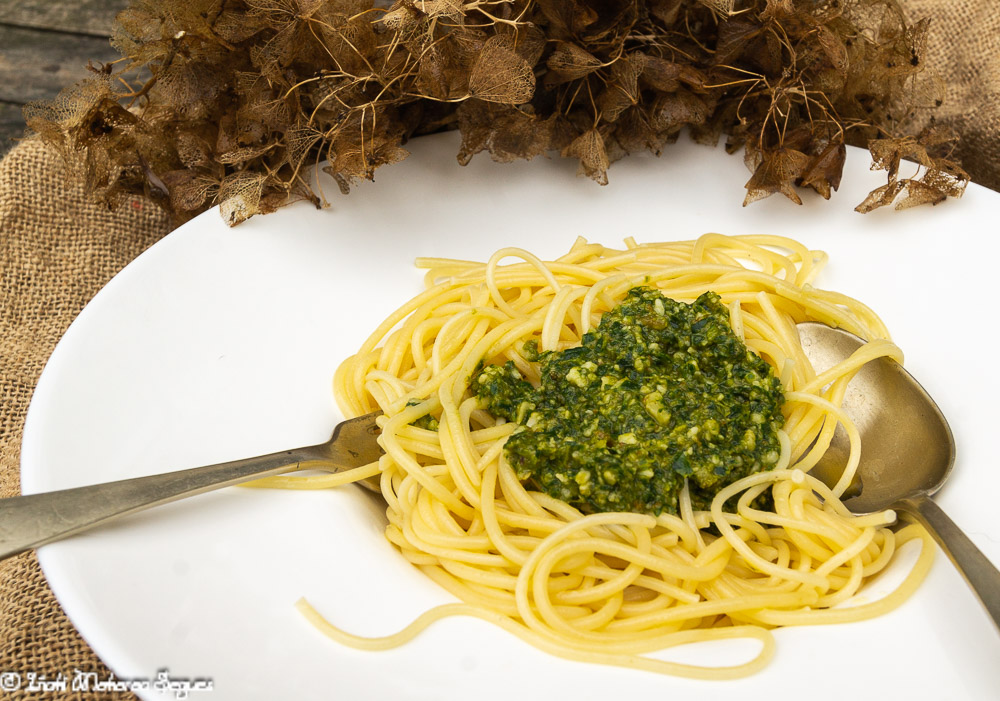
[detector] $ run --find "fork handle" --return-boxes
[0,446,322,561]
[897,494,1000,632]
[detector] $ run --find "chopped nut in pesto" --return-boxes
[473,288,785,515]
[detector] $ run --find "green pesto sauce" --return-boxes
[473,288,785,515]
[406,399,440,431]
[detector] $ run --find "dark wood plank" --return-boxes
[0,0,127,38]
[0,25,121,104]
[0,102,26,157]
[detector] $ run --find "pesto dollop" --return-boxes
[474,288,785,515]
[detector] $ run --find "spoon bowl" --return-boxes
[798,322,956,513]
[797,321,1000,629]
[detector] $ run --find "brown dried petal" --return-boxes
[545,42,603,86]
[799,142,846,199]
[535,0,598,39]
[297,0,325,16]
[162,169,218,212]
[414,0,464,19]
[916,124,959,149]
[417,45,455,100]
[641,56,708,93]
[380,2,421,32]
[512,24,547,68]
[699,0,735,20]
[900,140,934,168]
[854,180,907,213]
[416,38,471,100]
[761,0,795,22]
[816,26,848,73]
[326,124,409,189]
[250,21,304,80]
[743,147,810,206]
[456,101,552,164]
[921,164,969,199]
[611,53,643,96]
[649,0,683,25]
[154,60,229,120]
[373,141,409,169]
[579,0,639,44]
[714,19,760,66]
[597,86,634,123]
[893,179,946,210]
[213,9,269,43]
[217,143,275,165]
[650,90,710,131]
[112,5,160,49]
[868,138,903,180]
[449,28,490,62]
[597,53,643,121]
[321,16,378,75]
[641,56,681,94]
[219,172,268,226]
[469,35,535,105]
[285,123,325,172]
[174,132,216,169]
[562,129,609,186]
[23,77,113,134]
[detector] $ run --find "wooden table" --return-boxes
[0,1,127,157]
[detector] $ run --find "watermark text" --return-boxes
[0,669,212,698]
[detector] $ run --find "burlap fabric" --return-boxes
[0,142,171,699]
[907,1,1000,192]
[0,2,996,697]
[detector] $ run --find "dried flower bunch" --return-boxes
[25,0,967,225]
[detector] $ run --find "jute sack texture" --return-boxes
[907,1,1000,192]
[0,1,997,697]
[0,141,171,699]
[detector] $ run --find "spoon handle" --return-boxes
[0,447,323,562]
[897,495,1000,631]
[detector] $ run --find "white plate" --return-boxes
[21,132,1000,700]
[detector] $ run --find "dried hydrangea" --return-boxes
[24,0,967,225]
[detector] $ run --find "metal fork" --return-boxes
[0,411,383,561]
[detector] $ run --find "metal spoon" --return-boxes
[797,322,1000,629]
[0,412,384,560]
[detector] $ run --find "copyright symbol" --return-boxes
[0,672,21,692]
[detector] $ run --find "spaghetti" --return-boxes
[285,234,935,678]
